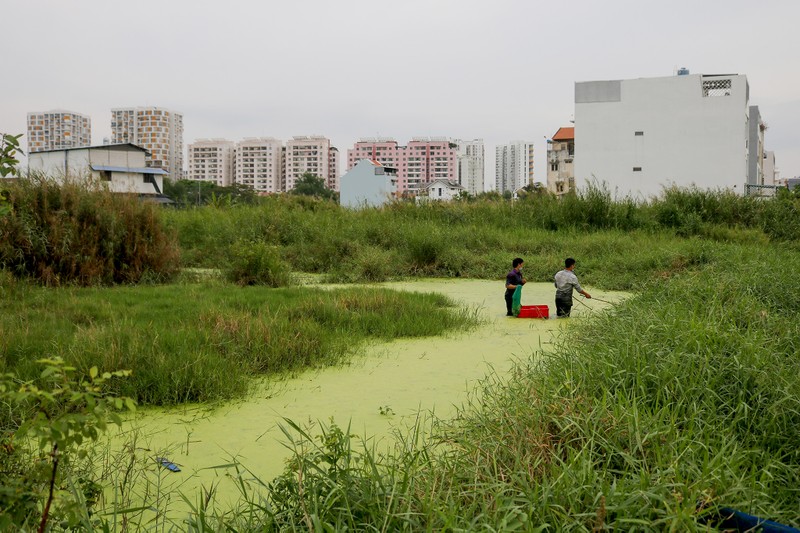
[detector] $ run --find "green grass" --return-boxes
[162,185,800,289]
[0,281,480,406]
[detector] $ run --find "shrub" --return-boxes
[0,176,179,286]
[328,245,399,282]
[226,240,292,287]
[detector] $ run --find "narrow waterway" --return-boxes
[113,279,624,509]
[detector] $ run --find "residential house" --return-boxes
[340,159,397,208]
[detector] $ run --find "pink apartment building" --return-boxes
[346,137,457,195]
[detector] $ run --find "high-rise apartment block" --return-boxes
[235,137,283,193]
[187,139,235,186]
[328,147,340,191]
[284,136,338,191]
[111,107,184,180]
[27,110,91,153]
[346,137,457,196]
[547,127,575,196]
[495,141,535,193]
[184,135,337,194]
[454,139,485,195]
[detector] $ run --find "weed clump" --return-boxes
[226,240,292,287]
[0,176,179,286]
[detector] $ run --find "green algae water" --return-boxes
[114,279,624,508]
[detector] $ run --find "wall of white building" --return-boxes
[188,139,235,186]
[455,139,484,195]
[28,145,164,194]
[574,74,750,199]
[235,137,282,193]
[340,159,397,208]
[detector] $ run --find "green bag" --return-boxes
[512,285,522,317]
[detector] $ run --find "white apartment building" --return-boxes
[454,139,485,195]
[547,127,575,196]
[574,72,758,198]
[235,137,283,194]
[495,141,534,193]
[284,136,339,192]
[111,107,184,180]
[187,139,235,186]
[27,110,91,153]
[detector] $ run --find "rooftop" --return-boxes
[552,127,574,141]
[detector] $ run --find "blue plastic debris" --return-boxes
[156,457,181,472]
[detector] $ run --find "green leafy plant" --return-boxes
[0,358,135,531]
[0,133,22,218]
[0,133,23,178]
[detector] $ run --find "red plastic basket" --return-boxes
[517,305,549,319]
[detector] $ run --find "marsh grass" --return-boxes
[163,185,799,289]
[0,283,480,406]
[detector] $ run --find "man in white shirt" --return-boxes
[554,257,591,317]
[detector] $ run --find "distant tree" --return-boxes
[455,190,471,202]
[163,179,259,207]
[290,172,336,201]
[517,182,551,200]
[220,182,259,205]
[473,190,503,202]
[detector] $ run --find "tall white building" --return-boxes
[27,110,91,153]
[454,139,484,195]
[495,141,534,193]
[235,137,283,194]
[187,139,235,186]
[284,136,336,192]
[111,107,184,180]
[574,72,757,198]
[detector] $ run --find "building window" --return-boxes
[634,131,644,136]
[702,78,732,97]
[633,167,642,172]
[551,163,558,171]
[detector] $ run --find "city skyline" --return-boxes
[2,0,799,190]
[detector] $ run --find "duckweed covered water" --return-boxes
[117,279,624,505]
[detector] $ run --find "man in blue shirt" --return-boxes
[505,257,526,316]
[554,257,591,317]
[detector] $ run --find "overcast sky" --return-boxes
[3,0,798,187]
